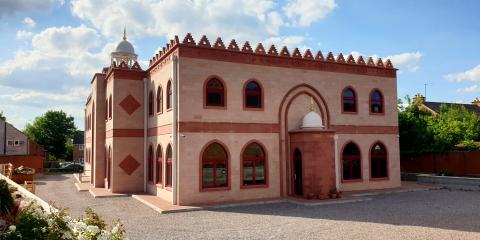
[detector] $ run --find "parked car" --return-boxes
[59,163,84,173]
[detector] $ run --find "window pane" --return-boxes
[255,160,265,184]
[243,161,254,185]
[246,95,261,108]
[379,158,387,177]
[343,160,351,179]
[244,143,265,157]
[207,92,223,106]
[166,161,172,186]
[344,143,360,156]
[215,163,227,187]
[352,159,361,179]
[202,163,214,187]
[246,82,260,90]
[204,143,227,159]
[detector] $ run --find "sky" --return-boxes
[0,0,479,130]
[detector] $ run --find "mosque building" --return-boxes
[84,30,400,205]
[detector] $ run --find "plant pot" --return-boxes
[329,193,337,199]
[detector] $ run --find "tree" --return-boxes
[0,111,5,121]
[24,110,76,160]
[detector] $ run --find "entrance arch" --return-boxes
[278,84,333,197]
[293,148,303,196]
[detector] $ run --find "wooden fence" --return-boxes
[401,151,480,176]
[0,155,45,173]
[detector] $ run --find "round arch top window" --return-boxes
[245,81,262,108]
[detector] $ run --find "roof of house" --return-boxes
[73,131,84,144]
[423,101,480,116]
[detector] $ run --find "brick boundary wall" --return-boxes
[401,151,480,176]
[0,155,44,173]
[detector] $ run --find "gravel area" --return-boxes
[36,174,480,240]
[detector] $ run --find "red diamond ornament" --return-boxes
[119,154,140,175]
[119,94,141,115]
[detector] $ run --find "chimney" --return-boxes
[472,98,480,107]
[413,93,425,105]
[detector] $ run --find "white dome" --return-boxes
[301,111,324,128]
[115,40,135,54]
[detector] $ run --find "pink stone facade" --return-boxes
[84,34,400,206]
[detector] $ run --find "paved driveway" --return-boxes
[36,174,480,240]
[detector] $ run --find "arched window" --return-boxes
[108,95,112,119]
[148,90,154,116]
[156,86,163,114]
[156,144,163,184]
[370,90,384,113]
[202,142,228,188]
[166,80,172,110]
[105,100,108,120]
[165,144,172,187]
[244,80,262,108]
[342,142,361,180]
[371,142,388,178]
[342,87,357,113]
[205,78,225,107]
[148,145,153,182]
[242,142,266,186]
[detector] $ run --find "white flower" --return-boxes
[86,225,100,234]
[112,226,119,234]
[9,225,16,231]
[62,231,73,239]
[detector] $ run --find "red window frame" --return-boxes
[165,144,172,187]
[244,80,262,109]
[156,145,163,184]
[342,142,362,181]
[242,142,267,187]
[205,78,225,107]
[105,100,108,120]
[370,142,388,179]
[166,81,172,110]
[201,143,228,189]
[342,87,357,113]
[370,90,384,114]
[148,146,153,182]
[156,86,163,114]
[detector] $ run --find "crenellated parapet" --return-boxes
[148,33,397,78]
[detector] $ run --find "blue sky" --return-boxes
[0,0,479,130]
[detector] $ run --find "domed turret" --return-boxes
[300,96,324,129]
[301,111,324,129]
[111,27,138,67]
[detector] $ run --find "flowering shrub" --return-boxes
[0,182,126,240]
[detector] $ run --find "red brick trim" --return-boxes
[178,122,279,133]
[106,129,144,138]
[178,45,396,78]
[147,124,172,136]
[106,68,146,83]
[332,125,398,134]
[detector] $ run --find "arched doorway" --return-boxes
[293,148,303,196]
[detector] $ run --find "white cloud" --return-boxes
[457,85,480,93]
[16,30,33,40]
[283,0,336,27]
[385,52,423,73]
[71,0,288,42]
[350,51,422,73]
[263,35,306,49]
[445,64,480,82]
[0,0,53,17]
[22,17,36,28]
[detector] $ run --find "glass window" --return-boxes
[205,79,225,107]
[245,81,262,108]
[156,86,163,113]
[342,142,361,180]
[202,143,228,188]
[342,88,356,112]
[370,90,384,113]
[242,142,266,186]
[371,143,388,178]
[167,81,172,110]
[156,145,163,184]
[166,144,172,187]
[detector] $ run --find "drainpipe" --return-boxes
[334,135,339,191]
[172,55,178,205]
[143,78,148,193]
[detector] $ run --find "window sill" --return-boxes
[164,186,172,192]
[156,112,163,115]
[166,108,172,112]
[156,183,163,188]
[341,111,358,115]
[200,186,230,192]
[244,107,264,111]
[240,184,268,189]
[204,105,226,110]
[341,179,363,183]
[370,177,389,181]
[369,112,385,116]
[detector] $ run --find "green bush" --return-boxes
[0,179,14,214]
